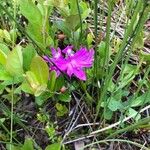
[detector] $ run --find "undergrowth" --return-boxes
[0,0,150,150]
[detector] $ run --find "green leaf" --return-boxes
[70,0,78,15]
[52,0,69,17]
[56,103,68,117]
[19,0,46,49]
[45,143,61,150]
[54,75,65,91]
[34,84,47,97]
[0,65,12,81]
[131,91,150,107]
[104,108,113,120]
[133,31,144,50]
[0,43,10,54]
[35,91,52,106]
[6,144,21,150]
[30,56,49,85]
[19,0,42,25]
[25,71,40,90]
[0,49,7,65]
[21,138,34,150]
[140,51,150,63]
[3,29,11,42]
[87,33,93,47]
[1,76,23,87]
[25,71,47,96]
[23,44,36,71]
[21,81,34,95]
[57,92,71,102]
[108,98,123,111]
[54,21,71,37]
[98,41,106,58]
[26,23,44,49]
[65,14,80,31]
[128,108,141,121]
[80,1,91,19]
[5,45,23,76]
[48,71,56,92]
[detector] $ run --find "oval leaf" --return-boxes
[5,45,23,76]
[23,44,36,71]
[48,70,56,92]
[45,143,61,150]
[30,56,49,85]
[0,49,7,65]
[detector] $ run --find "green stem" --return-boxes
[93,0,99,101]
[10,80,14,150]
[80,81,93,105]
[43,0,49,46]
[103,0,112,120]
[103,0,112,73]
[12,0,16,47]
[0,119,21,144]
[76,0,82,45]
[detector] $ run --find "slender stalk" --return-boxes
[79,81,93,104]
[76,0,82,44]
[103,0,112,120]
[103,0,112,73]
[42,0,49,46]
[10,80,14,150]
[93,0,99,100]
[10,0,17,148]
[94,0,98,41]
[12,0,16,48]
[0,119,21,144]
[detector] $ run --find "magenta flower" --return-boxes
[43,46,94,80]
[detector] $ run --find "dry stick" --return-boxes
[72,122,100,131]
[63,104,150,145]
[62,106,83,143]
[72,93,101,149]
[62,94,86,143]
[64,94,85,134]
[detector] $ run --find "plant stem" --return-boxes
[12,0,16,48]
[103,0,112,121]
[10,80,14,150]
[76,0,82,45]
[43,0,49,46]
[93,0,100,101]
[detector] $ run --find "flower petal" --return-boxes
[62,45,73,56]
[72,48,94,68]
[73,68,86,80]
[54,59,68,71]
[51,47,63,59]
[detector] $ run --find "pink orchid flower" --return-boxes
[43,46,94,80]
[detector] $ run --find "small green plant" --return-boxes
[0,0,150,149]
